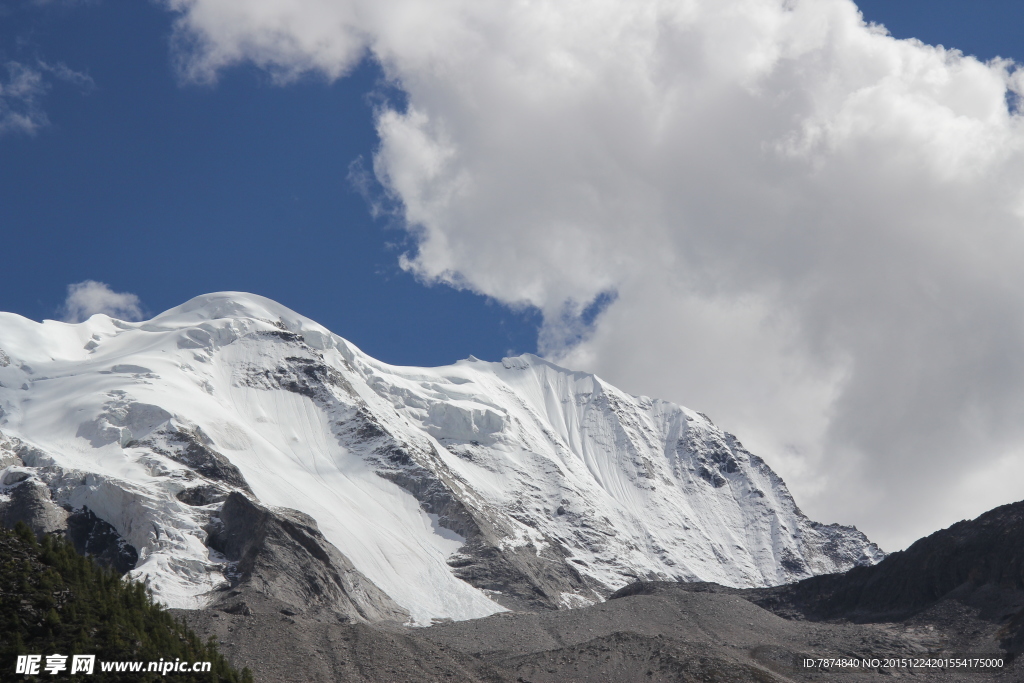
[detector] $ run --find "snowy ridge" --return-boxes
[0,293,883,624]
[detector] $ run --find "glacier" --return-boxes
[0,292,882,625]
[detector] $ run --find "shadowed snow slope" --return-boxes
[0,293,882,624]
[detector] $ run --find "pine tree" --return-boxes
[1,523,250,682]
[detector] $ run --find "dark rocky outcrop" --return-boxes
[446,536,594,612]
[0,478,68,536]
[205,492,409,624]
[176,483,230,506]
[65,506,139,574]
[140,427,252,492]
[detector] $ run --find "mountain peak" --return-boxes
[0,292,882,625]
[149,291,312,328]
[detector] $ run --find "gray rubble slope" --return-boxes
[175,579,1018,683]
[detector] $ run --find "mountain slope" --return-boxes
[745,498,1024,631]
[0,292,882,624]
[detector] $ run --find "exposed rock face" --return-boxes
[0,478,68,536]
[0,292,883,623]
[137,426,252,492]
[176,484,229,507]
[65,506,139,574]
[206,492,409,624]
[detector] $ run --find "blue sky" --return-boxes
[5,0,1024,547]
[0,0,541,367]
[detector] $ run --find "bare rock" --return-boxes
[0,478,68,536]
[206,492,409,624]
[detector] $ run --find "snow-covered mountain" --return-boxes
[0,293,882,624]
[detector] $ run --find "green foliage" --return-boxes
[0,522,249,682]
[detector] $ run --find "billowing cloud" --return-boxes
[166,0,1024,550]
[61,281,144,323]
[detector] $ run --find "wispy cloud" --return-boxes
[165,0,1024,549]
[61,281,144,323]
[39,60,95,90]
[0,59,93,136]
[0,61,49,135]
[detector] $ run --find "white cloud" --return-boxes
[166,0,1024,550]
[61,281,144,323]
